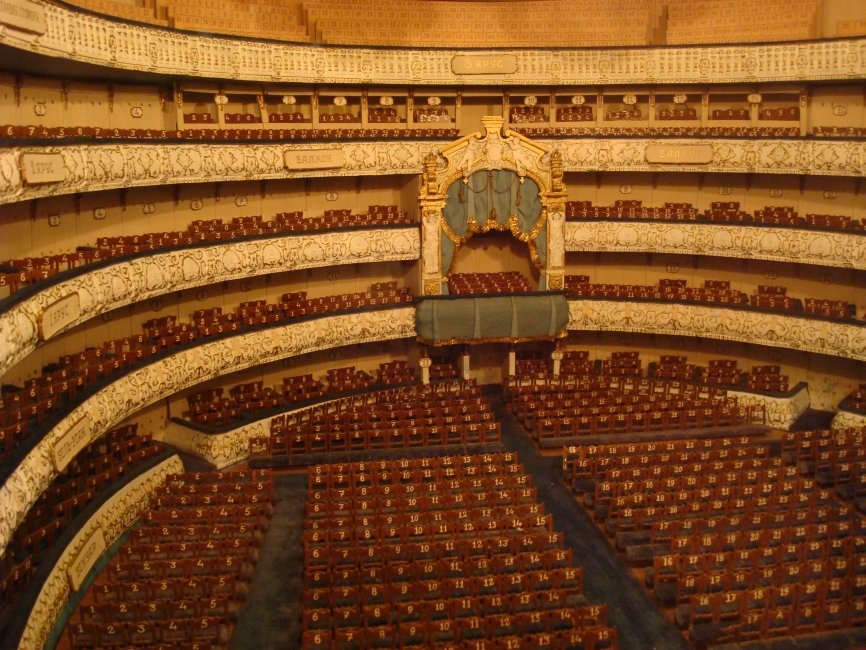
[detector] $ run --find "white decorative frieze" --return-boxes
[0,227,419,376]
[0,138,866,203]
[831,409,866,430]
[2,139,863,207]
[727,384,811,431]
[534,139,866,177]
[0,307,416,558]
[567,300,866,362]
[0,143,433,205]
[19,455,183,650]
[565,222,866,271]
[0,2,863,85]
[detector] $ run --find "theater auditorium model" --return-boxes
[1,0,866,648]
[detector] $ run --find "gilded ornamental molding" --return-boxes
[2,139,864,207]
[565,221,866,270]
[0,307,416,557]
[567,300,866,362]
[0,227,420,376]
[20,455,183,650]
[1,2,864,84]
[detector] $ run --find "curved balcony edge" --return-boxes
[0,226,420,376]
[3,138,865,206]
[567,299,866,362]
[564,221,866,271]
[0,306,417,558]
[18,454,184,650]
[1,3,865,85]
[832,409,866,430]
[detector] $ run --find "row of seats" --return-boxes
[565,277,863,323]
[252,381,500,457]
[0,124,458,141]
[0,284,413,461]
[512,125,801,138]
[68,0,821,48]
[0,209,414,298]
[448,272,534,296]
[301,453,618,648]
[666,0,819,45]
[184,361,417,427]
[0,424,163,633]
[842,384,866,414]
[65,469,274,649]
[564,199,865,232]
[782,428,866,509]
[562,431,866,646]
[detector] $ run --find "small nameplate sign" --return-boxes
[20,152,65,184]
[68,527,106,591]
[452,54,518,75]
[0,0,46,34]
[645,144,714,164]
[284,149,346,170]
[40,292,81,341]
[52,415,90,472]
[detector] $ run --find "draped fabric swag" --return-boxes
[440,170,546,276]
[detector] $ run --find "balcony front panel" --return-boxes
[0,306,416,557]
[0,227,419,376]
[2,3,864,85]
[565,221,866,270]
[3,139,865,206]
[567,299,866,362]
[20,454,184,650]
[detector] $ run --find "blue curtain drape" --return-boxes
[440,170,545,274]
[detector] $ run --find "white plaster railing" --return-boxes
[727,384,811,430]
[3,139,865,207]
[1,2,864,85]
[0,306,416,558]
[567,300,866,362]
[564,221,866,271]
[19,455,184,650]
[831,409,866,429]
[0,227,419,376]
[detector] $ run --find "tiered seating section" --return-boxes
[509,374,756,446]
[562,433,866,647]
[65,469,273,649]
[64,0,825,47]
[253,380,500,458]
[0,208,412,298]
[666,0,820,44]
[660,358,791,393]
[0,424,163,632]
[0,283,412,460]
[301,454,618,648]
[428,356,461,381]
[448,272,534,296]
[184,361,417,427]
[841,384,866,415]
[306,0,648,47]
[565,277,863,324]
[783,428,866,511]
[565,200,866,232]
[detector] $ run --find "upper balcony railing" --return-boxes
[1,2,864,85]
